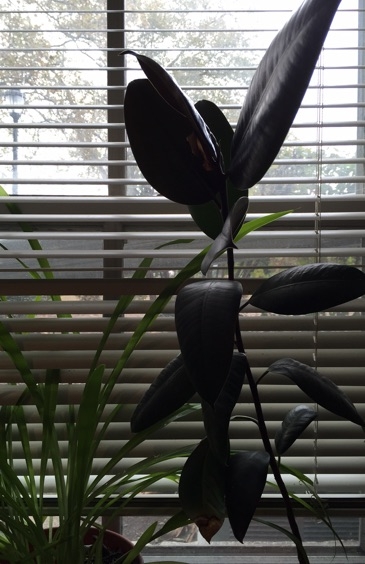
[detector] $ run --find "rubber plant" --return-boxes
[124,0,365,562]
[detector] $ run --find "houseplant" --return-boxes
[0,202,197,562]
[123,0,365,562]
[0,320,196,563]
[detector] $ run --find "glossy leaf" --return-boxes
[267,358,365,427]
[275,405,318,455]
[230,0,341,190]
[178,438,225,542]
[175,280,243,405]
[249,263,365,315]
[201,196,249,275]
[226,451,270,542]
[202,352,246,461]
[124,79,225,205]
[123,50,221,171]
[130,355,195,432]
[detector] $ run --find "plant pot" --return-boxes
[84,527,144,564]
[0,527,143,564]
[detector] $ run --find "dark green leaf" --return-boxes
[123,50,221,171]
[267,358,365,427]
[201,196,249,275]
[125,79,225,205]
[249,263,365,314]
[178,438,225,543]
[275,405,317,455]
[130,355,195,433]
[230,0,341,190]
[175,280,243,405]
[226,451,270,543]
[202,352,246,461]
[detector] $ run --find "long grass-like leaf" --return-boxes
[0,320,43,409]
[87,404,198,496]
[91,238,194,374]
[254,517,310,564]
[277,464,347,555]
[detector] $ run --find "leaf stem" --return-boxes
[235,323,307,564]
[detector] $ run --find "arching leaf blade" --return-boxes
[230,0,341,190]
[267,358,365,427]
[249,263,365,315]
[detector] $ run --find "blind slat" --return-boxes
[0,0,364,502]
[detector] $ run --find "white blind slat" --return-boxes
[0,0,364,506]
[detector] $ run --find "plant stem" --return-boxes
[235,324,307,564]
[221,187,306,562]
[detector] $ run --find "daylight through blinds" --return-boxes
[0,0,364,499]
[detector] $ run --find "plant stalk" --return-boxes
[221,187,306,563]
[235,324,307,564]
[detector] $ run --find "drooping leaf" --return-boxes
[230,0,341,191]
[275,405,318,455]
[202,352,246,461]
[249,263,365,315]
[124,79,225,205]
[201,196,249,275]
[130,355,195,433]
[178,438,225,543]
[123,50,222,172]
[267,358,365,427]
[226,451,270,543]
[175,279,243,405]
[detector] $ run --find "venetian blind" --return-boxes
[0,0,364,504]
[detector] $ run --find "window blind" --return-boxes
[0,0,364,504]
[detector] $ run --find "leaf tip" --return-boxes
[195,515,224,543]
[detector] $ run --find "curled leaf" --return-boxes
[275,405,318,455]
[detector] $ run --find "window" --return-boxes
[0,0,364,529]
